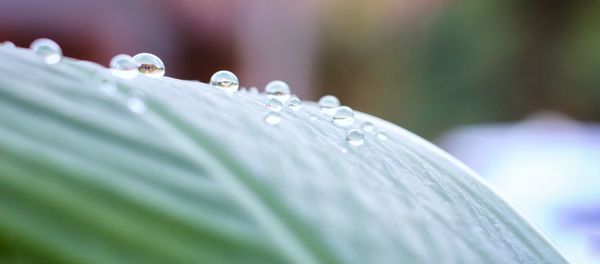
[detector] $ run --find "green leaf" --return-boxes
[0,48,565,263]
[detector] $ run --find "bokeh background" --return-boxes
[1,0,599,262]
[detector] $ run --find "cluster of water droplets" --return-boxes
[109,52,165,79]
[3,37,388,152]
[260,80,304,125]
[314,94,388,151]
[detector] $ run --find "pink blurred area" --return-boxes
[0,0,439,100]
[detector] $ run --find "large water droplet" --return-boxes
[127,97,147,114]
[332,106,354,127]
[30,38,62,64]
[376,130,388,141]
[265,80,291,102]
[346,129,365,146]
[110,54,139,79]
[287,96,302,112]
[133,53,165,78]
[264,112,282,125]
[319,95,340,116]
[265,97,283,112]
[1,41,15,48]
[210,70,239,93]
[361,121,374,132]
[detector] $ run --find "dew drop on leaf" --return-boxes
[319,95,340,116]
[333,106,355,127]
[361,121,374,132]
[98,80,117,95]
[127,97,147,114]
[287,96,302,112]
[133,53,165,78]
[210,70,239,93]
[376,130,388,141]
[265,80,291,102]
[264,112,282,125]
[1,41,15,49]
[110,54,139,79]
[30,38,62,64]
[265,97,283,112]
[346,129,365,146]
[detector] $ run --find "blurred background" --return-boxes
[1,0,598,262]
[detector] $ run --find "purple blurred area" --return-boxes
[438,112,600,263]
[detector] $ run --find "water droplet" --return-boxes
[239,87,248,93]
[30,38,62,64]
[249,87,259,93]
[127,97,147,114]
[110,54,139,79]
[98,80,117,95]
[264,112,282,125]
[265,97,283,112]
[265,80,291,102]
[332,106,354,127]
[341,147,348,153]
[1,41,15,48]
[376,130,388,141]
[133,53,165,78]
[309,114,318,121]
[210,70,239,93]
[288,96,302,111]
[346,129,365,146]
[361,121,374,132]
[319,95,340,116]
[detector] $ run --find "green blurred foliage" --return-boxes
[318,0,600,138]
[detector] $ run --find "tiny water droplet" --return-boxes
[346,129,365,146]
[210,70,239,93]
[288,96,302,111]
[1,41,15,48]
[99,80,117,95]
[376,130,388,140]
[309,114,318,121]
[265,80,291,102]
[341,147,348,153]
[265,97,283,112]
[332,106,354,127]
[319,95,340,116]
[249,87,258,93]
[264,112,282,125]
[110,54,139,79]
[239,87,248,93]
[133,53,165,78]
[127,97,147,114]
[361,121,374,132]
[30,38,62,64]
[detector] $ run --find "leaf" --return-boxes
[0,47,565,263]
